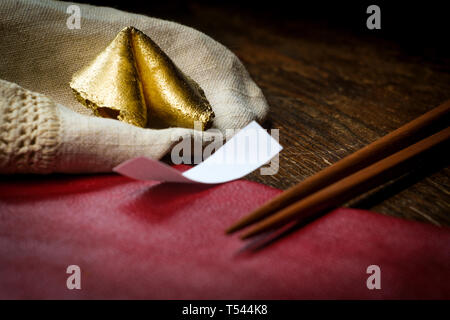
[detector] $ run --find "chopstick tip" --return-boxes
[225,226,238,235]
[225,221,248,234]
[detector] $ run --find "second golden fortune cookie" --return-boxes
[70,26,215,130]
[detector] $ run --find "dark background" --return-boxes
[73,0,449,62]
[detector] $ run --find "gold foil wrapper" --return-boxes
[70,26,214,129]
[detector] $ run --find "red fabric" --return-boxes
[0,166,449,299]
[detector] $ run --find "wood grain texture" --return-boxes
[83,1,450,226]
[176,3,450,226]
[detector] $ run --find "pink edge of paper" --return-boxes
[112,157,194,183]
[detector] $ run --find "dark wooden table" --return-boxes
[87,1,450,226]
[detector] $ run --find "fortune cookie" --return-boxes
[70,26,214,129]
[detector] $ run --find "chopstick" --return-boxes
[240,126,450,239]
[226,100,450,236]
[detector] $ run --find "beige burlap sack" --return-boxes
[0,0,268,173]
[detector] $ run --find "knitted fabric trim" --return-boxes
[0,80,60,173]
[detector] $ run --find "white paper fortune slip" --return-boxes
[113,121,283,184]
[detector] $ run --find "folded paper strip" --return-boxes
[113,121,283,184]
[70,26,215,129]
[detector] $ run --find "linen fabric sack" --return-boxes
[0,0,268,173]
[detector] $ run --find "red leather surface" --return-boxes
[0,167,449,299]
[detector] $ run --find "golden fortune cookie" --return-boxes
[70,26,214,129]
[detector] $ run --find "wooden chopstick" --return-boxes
[226,101,450,234]
[239,126,450,239]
